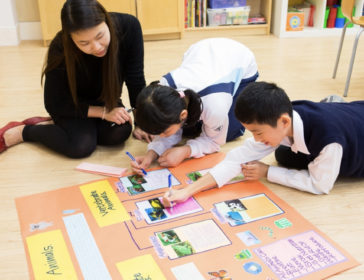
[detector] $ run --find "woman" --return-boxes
[130,38,258,174]
[0,0,151,158]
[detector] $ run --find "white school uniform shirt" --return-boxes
[147,38,258,158]
[209,111,343,194]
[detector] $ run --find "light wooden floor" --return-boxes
[0,32,363,279]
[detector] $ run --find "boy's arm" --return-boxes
[210,137,275,187]
[163,138,275,207]
[268,143,343,194]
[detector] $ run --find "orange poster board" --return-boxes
[15,153,359,280]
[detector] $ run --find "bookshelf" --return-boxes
[184,0,272,37]
[272,0,364,37]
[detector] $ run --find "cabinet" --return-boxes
[37,0,183,45]
[38,0,270,45]
[136,0,184,40]
[184,0,272,38]
[272,0,364,37]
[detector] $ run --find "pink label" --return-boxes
[254,230,346,280]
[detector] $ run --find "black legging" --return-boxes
[275,145,311,170]
[22,118,132,158]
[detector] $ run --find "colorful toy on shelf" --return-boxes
[286,8,304,31]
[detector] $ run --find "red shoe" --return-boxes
[22,116,51,125]
[0,121,24,153]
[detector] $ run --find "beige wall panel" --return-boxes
[100,0,136,15]
[37,0,135,44]
[136,0,183,35]
[15,0,40,22]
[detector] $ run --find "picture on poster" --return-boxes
[136,196,203,224]
[214,193,284,226]
[155,219,231,260]
[119,168,180,195]
[187,168,244,184]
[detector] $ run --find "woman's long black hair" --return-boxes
[41,0,120,110]
[135,82,203,135]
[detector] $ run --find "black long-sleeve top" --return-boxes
[44,13,146,119]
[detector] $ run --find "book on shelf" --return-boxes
[185,0,208,28]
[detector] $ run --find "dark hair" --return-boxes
[135,82,203,135]
[234,81,292,127]
[41,0,120,110]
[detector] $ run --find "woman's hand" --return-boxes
[241,161,269,180]
[158,146,191,167]
[132,126,155,143]
[130,150,158,175]
[104,107,132,125]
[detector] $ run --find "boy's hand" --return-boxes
[162,172,217,208]
[241,161,269,180]
[162,188,190,208]
[158,146,191,167]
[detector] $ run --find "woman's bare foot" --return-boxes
[37,120,54,125]
[3,125,25,147]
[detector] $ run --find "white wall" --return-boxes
[0,0,20,45]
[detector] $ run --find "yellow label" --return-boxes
[116,254,167,280]
[80,180,130,227]
[26,230,78,279]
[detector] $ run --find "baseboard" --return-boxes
[0,22,42,45]
[19,21,42,41]
[0,25,20,46]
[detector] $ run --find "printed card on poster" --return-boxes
[119,168,180,196]
[136,196,203,224]
[214,193,284,226]
[187,168,244,184]
[154,220,231,260]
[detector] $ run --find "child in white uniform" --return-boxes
[131,38,258,173]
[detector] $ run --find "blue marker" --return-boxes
[168,174,172,189]
[125,151,147,176]
[168,174,173,209]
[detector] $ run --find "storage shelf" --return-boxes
[183,0,272,36]
[272,0,364,38]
